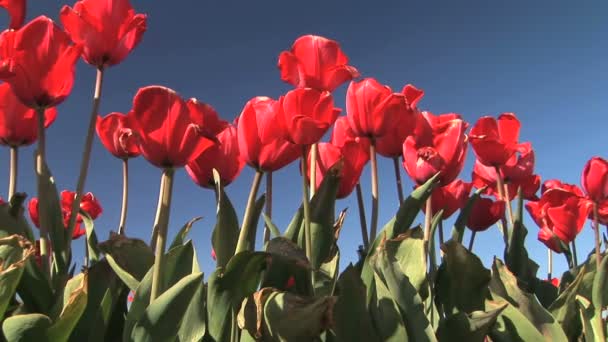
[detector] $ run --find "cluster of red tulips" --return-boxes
[0,0,607,340]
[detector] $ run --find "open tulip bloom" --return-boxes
[0,3,607,342]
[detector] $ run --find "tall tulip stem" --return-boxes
[310,143,318,198]
[66,67,105,244]
[235,170,263,254]
[572,239,579,267]
[392,156,404,204]
[369,140,379,243]
[468,231,477,251]
[502,183,514,226]
[8,147,18,201]
[593,203,601,269]
[423,198,433,263]
[547,248,553,280]
[355,183,369,249]
[150,168,175,301]
[263,172,273,243]
[118,159,129,235]
[300,147,315,290]
[35,107,49,275]
[493,166,510,244]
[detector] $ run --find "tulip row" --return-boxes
[1,0,607,341]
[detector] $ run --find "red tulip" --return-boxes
[469,113,521,167]
[279,88,340,145]
[0,0,25,29]
[345,78,406,138]
[581,157,608,203]
[466,197,505,232]
[549,277,560,288]
[186,125,244,188]
[60,0,147,67]
[28,190,102,239]
[236,96,300,172]
[472,143,540,200]
[413,111,463,144]
[538,226,564,253]
[330,116,370,149]
[278,34,359,92]
[376,84,423,157]
[285,275,296,289]
[597,199,608,225]
[96,112,140,159]
[526,184,592,244]
[34,240,52,269]
[0,16,82,108]
[0,83,57,147]
[129,86,226,168]
[211,248,216,261]
[542,179,584,197]
[424,179,472,219]
[306,141,368,198]
[402,116,468,186]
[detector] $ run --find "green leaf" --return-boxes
[549,263,587,340]
[17,258,53,314]
[576,295,601,342]
[47,272,89,342]
[246,194,267,252]
[212,169,240,268]
[2,313,52,342]
[81,211,101,265]
[451,188,484,243]
[283,206,303,243]
[38,162,68,273]
[177,279,206,342]
[486,300,546,341]
[130,272,204,342]
[369,273,409,341]
[0,235,33,319]
[385,227,428,296]
[331,265,378,341]
[489,258,567,340]
[314,248,340,297]
[169,217,202,251]
[262,214,281,240]
[0,199,35,241]
[436,304,507,342]
[592,253,608,312]
[436,240,491,315]
[99,233,155,291]
[262,237,311,295]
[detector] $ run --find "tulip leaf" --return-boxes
[99,233,155,291]
[314,248,340,297]
[489,258,567,340]
[169,216,201,251]
[17,258,53,314]
[385,227,427,296]
[451,188,484,243]
[0,235,34,320]
[331,265,379,341]
[369,276,408,341]
[212,169,239,268]
[130,272,204,342]
[177,278,206,342]
[262,214,282,240]
[262,237,311,295]
[0,199,35,242]
[2,313,52,342]
[549,263,590,339]
[283,205,303,243]
[246,194,267,252]
[436,304,508,342]
[486,299,545,341]
[38,162,68,273]
[576,295,602,342]
[47,272,88,342]
[81,211,101,265]
[436,240,491,315]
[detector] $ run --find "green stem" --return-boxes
[263,172,272,243]
[502,183,514,227]
[8,147,17,201]
[66,67,105,245]
[438,219,445,246]
[235,170,263,254]
[547,249,553,280]
[593,203,601,270]
[35,107,49,276]
[423,198,432,265]
[369,140,379,243]
[572,239,579,267]
[355,183,369,249]
[118,159,129,235]
[392,156,404,204]
[149,174,166,250]
[494,166,510,245]
[468,231,477,251]
[300,147,315,290]
[150,168,175,301]
[310,143,317,198]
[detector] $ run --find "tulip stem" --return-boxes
[392,157,404,204]
[493,166,510,245]
[35,107,49,276]
[438,220,445,245]
[310,143,317,198]
[300,147,315,291]
[547,248,553,280]
[66,67,105,247]
[369,140,379,243]
[355,183,369,249]
[423,198,433,265]
[572,239,579,267]
[150,168,175,301]
[502,183,514,227]
[468,231,477,251]
[263,172,273,244]
[150,174,166,250]
[8,147,18,201]
[593,203,601,270]
[118,159,129,235]
[235,170,263,254]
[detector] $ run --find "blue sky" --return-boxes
[1,0,606,278]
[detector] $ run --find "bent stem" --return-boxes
[8,147,18,200]
[300,147,315,290]
[369,140,379,243]
[35,107,49,275]
[150,168,175,301]
[263,172,273,243]
[355,183,369,249]
[118,159,129,235]
[593,203,601,269]
[310,143,317,198]
[235,170,263,254]
[66,67,105,245]
[392,156,404,204]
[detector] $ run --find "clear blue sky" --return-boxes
[1,0,606,278]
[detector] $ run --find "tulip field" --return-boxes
[0,0,606,341]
